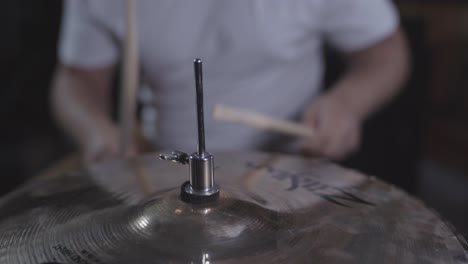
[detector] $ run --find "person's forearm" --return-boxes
[51,66,116,148]
[327,29,410,119]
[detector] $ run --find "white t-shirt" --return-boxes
[59,0,399,153]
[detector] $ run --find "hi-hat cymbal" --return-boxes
[0,152,466,263]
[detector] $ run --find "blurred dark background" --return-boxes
[0,0,467,238]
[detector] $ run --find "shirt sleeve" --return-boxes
[321,0,399,52]
[58,0,118,67]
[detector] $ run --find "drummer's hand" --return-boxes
[302,93,364,161]
[81,124,137,164]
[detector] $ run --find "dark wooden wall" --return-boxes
[0,0,69,194]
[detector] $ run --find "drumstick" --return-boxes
[119,0,139,157]
[213,104,314,138]
[119,0,153,197]
[129,159,153,197]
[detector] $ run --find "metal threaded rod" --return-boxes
[194,59,206,157]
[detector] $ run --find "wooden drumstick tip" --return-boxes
[213,104,314,139]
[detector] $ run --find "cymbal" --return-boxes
[0,152,466,263]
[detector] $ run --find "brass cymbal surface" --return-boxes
[0,152,466,263]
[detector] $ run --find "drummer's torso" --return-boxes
[89,0,326,151]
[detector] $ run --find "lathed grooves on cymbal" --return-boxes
[37,191,290,263]
[0,152,466,263]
